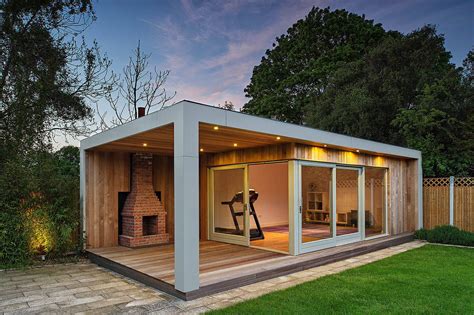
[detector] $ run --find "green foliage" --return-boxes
[1,0,111,152]
[0,201,31,268]
[0,146,82,268]
[243,7,386,124]
[0,0,107,268]
[243,7,473,176]
[415,225,474,247]
[210,245,474,314]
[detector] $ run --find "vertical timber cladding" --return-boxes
[85,151,130,248]
[85,151,177,249]
[454,177,474,232]
[152,155,175,241]
[205,143,419,236]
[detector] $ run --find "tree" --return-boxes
[392,51,474,176]
[218,100,235,111]
[0,0,111,267]
[243,6,473,176]
[305,26,453,144]
[96,41,175,131]
[243,7,386,123]
[0,0,113,151]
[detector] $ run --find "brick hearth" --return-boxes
[119,153,169,247]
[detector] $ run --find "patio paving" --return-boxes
[0,240,425,314]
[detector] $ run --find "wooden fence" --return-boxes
[423,177,474,232]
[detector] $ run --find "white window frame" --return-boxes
[363,166,389,241]
[208,164,250,247]
[296,161,364,254]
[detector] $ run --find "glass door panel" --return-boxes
[301,165,332,243]
[365,167,387,237]
[335,168,360,236]
[210,166,249,246]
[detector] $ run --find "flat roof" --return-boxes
[81,100,421,159]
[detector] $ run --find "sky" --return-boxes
[85,0,473,110]
[59,0,473,147]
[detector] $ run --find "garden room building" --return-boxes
[80,100,423,300]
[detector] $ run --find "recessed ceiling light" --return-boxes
[233,143,238,147]
[200,148,204,152]
[213,126,219,130]
[276,136,281,140]
[143,143,148,147]
[356,149,360,153]
[324,144,328,147]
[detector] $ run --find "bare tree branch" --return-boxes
[96,41,176,131]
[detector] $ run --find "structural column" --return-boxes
[173,106,200,292]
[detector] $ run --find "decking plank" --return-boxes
[87,233,413,300]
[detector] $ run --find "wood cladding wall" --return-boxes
[86,142,419,248]
[205,143,419,235]
[85,151,176,248]
[85,151,130,248]
[152,155,174,241]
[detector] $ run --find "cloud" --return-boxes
[140,0,320,109]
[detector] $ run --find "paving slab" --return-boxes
[0,240,425,314]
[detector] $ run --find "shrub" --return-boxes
[0,146,82,269]
[415,225,474,247]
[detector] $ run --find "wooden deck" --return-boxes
[87,233,413,300]
[88,241,282,286]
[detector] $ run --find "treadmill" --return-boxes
[221,189,264,240]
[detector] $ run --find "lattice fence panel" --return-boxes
[454,177,474,187]
[423,177,474,232]
[423,177,450,187]
[454,177,474,232]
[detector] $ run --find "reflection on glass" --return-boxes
[301,166,332,243]
[365,167,386,237]
[336,169,359,236]
[213,168,245,236]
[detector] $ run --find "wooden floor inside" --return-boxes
[88,241,282,286]
[251,231,289,253]
[87,233,413,300]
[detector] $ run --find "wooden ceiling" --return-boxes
[91,123,290,155]
[93,124,174,154]
[199,123,288,153]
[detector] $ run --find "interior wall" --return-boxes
[335,186,358,214]
[301,167,330,214]
[212,168,245,230]
[248,163,289,228]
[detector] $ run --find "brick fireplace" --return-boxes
[119,153,169,247]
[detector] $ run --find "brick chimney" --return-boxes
[119,153,169,247]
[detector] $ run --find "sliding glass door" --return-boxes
[301,165,333,243]
[298,161,363,253]
[335,168,361,237]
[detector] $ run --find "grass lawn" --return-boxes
[209,245,474,314]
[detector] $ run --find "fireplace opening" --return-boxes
[142,215,158,236]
